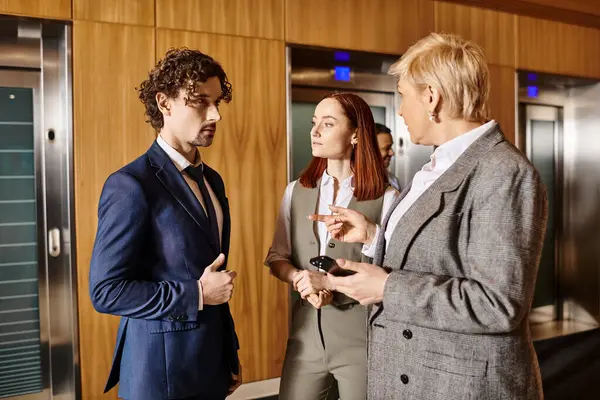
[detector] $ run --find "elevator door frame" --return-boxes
[0,16,78,400]
[520,102,564,325]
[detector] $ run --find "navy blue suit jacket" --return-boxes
[89,141,239,400]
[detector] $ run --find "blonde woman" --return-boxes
[313,33,548,400]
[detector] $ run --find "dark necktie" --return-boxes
[185,165,220,250]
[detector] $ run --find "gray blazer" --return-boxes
[368,124,548,400]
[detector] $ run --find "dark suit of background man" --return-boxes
[89,48,242,400]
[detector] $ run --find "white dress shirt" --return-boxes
[157,135,224,310]
[265,170,399,268]
[364,120,496,256]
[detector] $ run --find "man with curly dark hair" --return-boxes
[89,48,242,400]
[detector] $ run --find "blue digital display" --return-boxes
[527,86,539,98]
[527,73,538,82]
[334,66,351,81]
[334,51,350,62]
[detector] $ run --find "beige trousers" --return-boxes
[279,301,367,400]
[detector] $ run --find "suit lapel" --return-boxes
[382,184,446,266]
[374,182,412,265]
[383,125,505,268]
[203,165,230,258]
[148,141,219,254]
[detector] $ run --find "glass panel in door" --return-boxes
[529,118,557,309]
[524,103,562,317]
[0,86,43,398]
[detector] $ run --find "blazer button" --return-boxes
[400,374,409,385]
[402,329,413,339]
[328,242,335,248]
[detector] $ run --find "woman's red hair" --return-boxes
[299,92,388,201]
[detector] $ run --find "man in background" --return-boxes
[375,123,401,190]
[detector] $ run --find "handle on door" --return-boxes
[48,228,61,257]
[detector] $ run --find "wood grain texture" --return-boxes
[156,29,289,382]
[434,1,516,67]
[508,0,600,17]
[73,21,155,399]
[439,0,600,30]
[73,0,154,26]
[517,16,600,79]
[286,0,434,54]
[156,0,284,40]
[4,0,71,19]
[488,64,516,145]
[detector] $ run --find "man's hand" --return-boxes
[293,270,331,299]
[306,290,333,309]
[309,205,378,245]
[199,254,237,305]
[327,259,390,305]
[228,363,242,396]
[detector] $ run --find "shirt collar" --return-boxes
[157,135,202,172]
[320,169,355,189]
[431,120,496,168]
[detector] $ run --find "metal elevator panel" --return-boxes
[0,15,78,400]
[519,71,600,339]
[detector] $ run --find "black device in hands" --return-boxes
[309,256,356,277]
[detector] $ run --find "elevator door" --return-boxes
[0,18,77,400]
[523,104,562,319]
[290,87,394,180]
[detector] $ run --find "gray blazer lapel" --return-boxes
[374,182,412,266]
[369,124,505,323]
[383,124,504,268]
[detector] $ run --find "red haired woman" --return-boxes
[265,93,399,400]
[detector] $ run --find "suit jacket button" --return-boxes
[328,242,335,248]
[401,374,409,384]
[403,329,413,339]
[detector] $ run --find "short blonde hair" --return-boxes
[388,33,490,123]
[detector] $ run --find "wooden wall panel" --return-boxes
[156,30,288,382]
[73,0,154,26]
[434,1,516,67]
[444,0,600,16]
[517,16,600,79]
[156,0,284,40]
[488,64,516,145]
[73,21,155,399]
[513,0,600,17]
[440,0,600,30]
[286,0,434,54]
[3,0,71,19]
